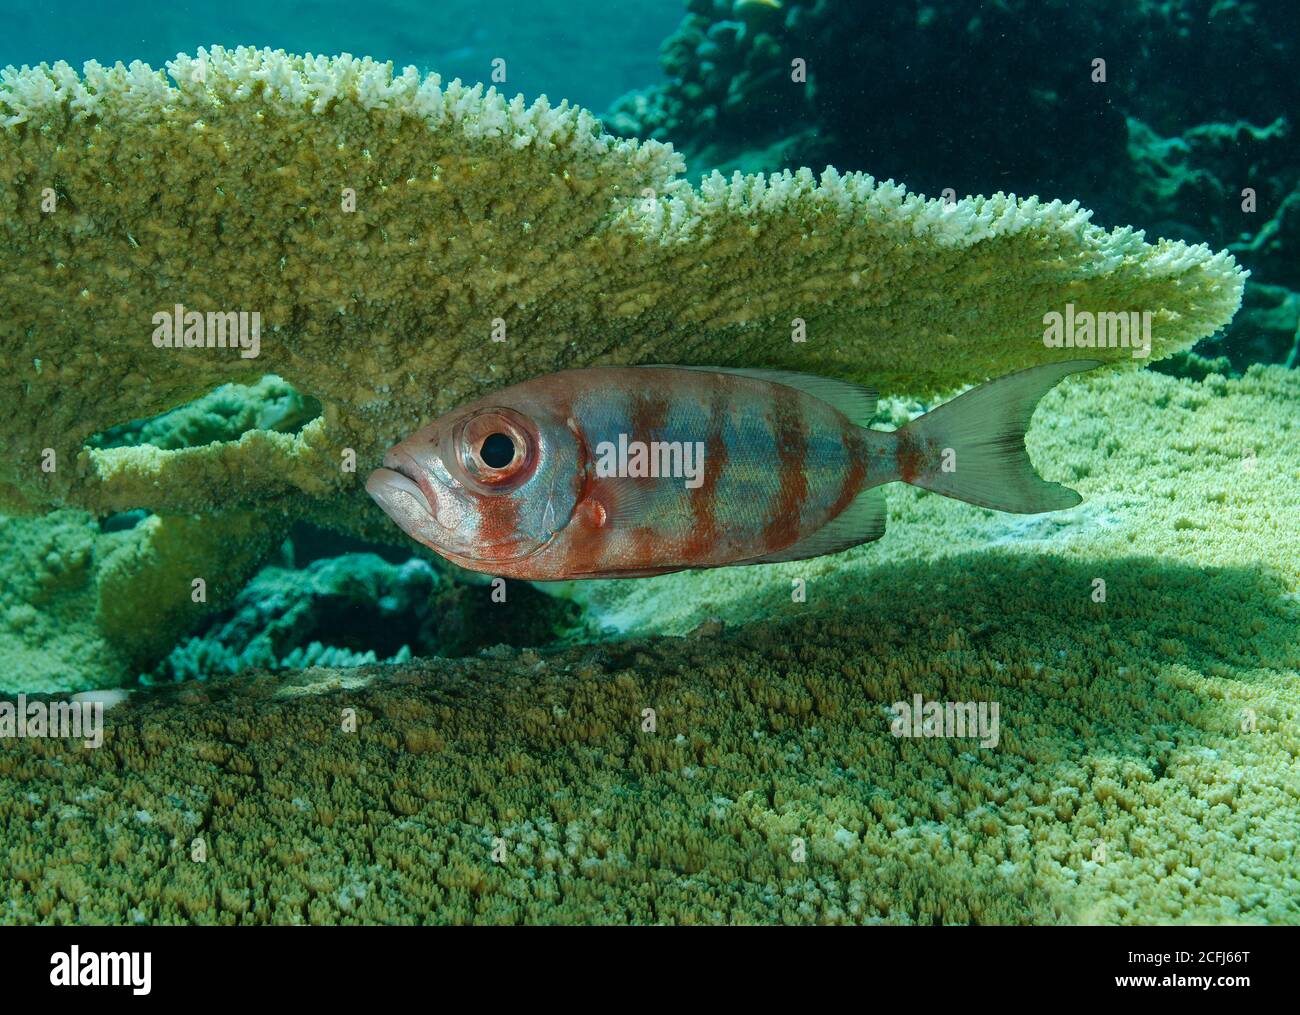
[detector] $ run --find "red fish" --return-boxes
[366,361,1099,579]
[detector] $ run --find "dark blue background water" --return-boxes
[3,0,681,112]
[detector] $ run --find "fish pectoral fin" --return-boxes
[641,365,878,427]
[744,487,887,565]
[595,476,662,529]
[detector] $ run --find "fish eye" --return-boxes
[479,432,516,469]
[453,407,537,489]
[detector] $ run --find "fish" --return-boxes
[366,360,1100,580]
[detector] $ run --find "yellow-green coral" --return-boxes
[1,46,1244,533]
[89,374,319,451]
[571,364,1300,639]
[0,510,133,695]
[0,509,277,693]
[2,365,1295,924]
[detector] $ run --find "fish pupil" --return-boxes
[480,432,515,468]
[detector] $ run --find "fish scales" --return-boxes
[558,368,864,572]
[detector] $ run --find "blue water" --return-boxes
[3,0,682,112]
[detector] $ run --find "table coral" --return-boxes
[2,365,1295,925]
[1,46,1244,532]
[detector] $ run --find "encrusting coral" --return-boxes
[0,508,276,694]
[87,374,321,452]
[151,550,582,682]
[572,362,1300,642]
[2,365,1296,925]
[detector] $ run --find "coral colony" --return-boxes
[0,18,1295,928]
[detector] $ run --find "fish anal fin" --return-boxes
[747,487,887,564]
[566,565,685,578]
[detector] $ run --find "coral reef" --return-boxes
[0,510,137,696]
[0,375,328,694]
[0,33,1287,925]
[1,46,1244,530]
[152,550,582,681]
[2,365,1296,925]
[611,2,1298,251]
[1209,282,1300,371]
[0,46,1248,684]
[0,508,276,694]
[1126,116,1296,283]
[0,510,580,694]
[611,1,1299,371]
[153,553,441,680]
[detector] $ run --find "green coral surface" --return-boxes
[3,365,1296,924]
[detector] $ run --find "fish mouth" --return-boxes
[366,452,435,524]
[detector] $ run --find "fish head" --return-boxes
[366,387,582,570]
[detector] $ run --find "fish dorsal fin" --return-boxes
[745,487,887,565]
[642,365,878,428]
